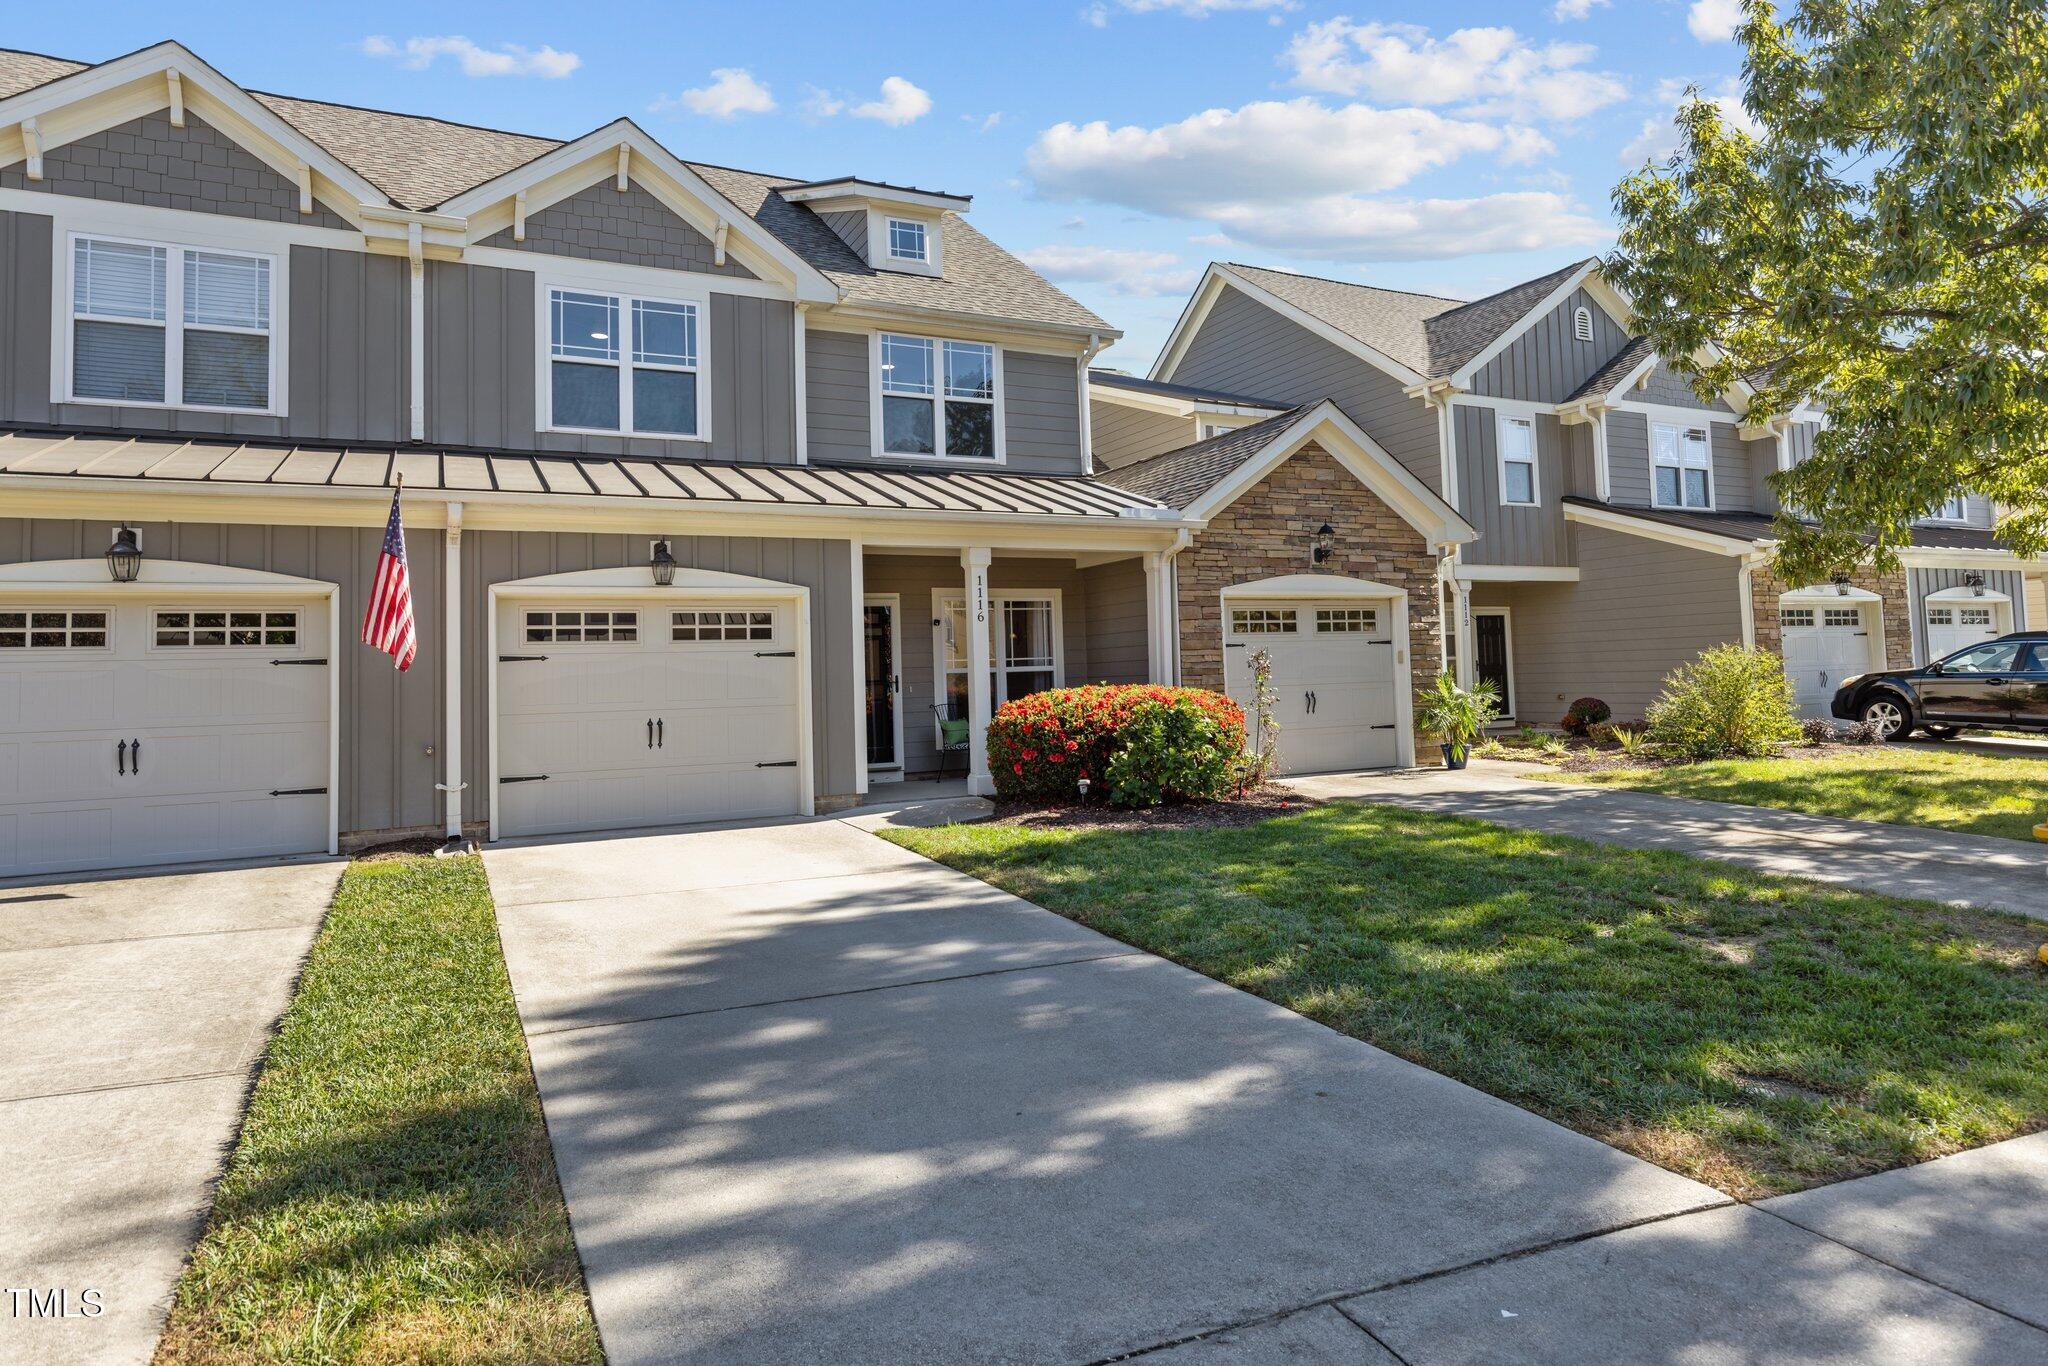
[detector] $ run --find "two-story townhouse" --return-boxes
[0,42,1475,880]
[1101,257,2040,731]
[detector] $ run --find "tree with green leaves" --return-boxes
[1608,0,2048,584]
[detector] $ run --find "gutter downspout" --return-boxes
[1078,332,1105,475]
[1737,549,1767,649]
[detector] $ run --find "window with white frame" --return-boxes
[1779,606,1815,628]
[937,593,1058,712]
[1823,607,1863,628]
[1229,608,1297,635]
[671,609,773,642]
[1498,415,1538,506]
[1926,494,1969,523]
[1198,422,1232,440]
[880,334,997,459]
[1958,606,1994,628]
[886,218,929,263]
[1652,421,1714,509]
[1315,607,1377,634]
[547,288,700,437]
[71,236,273,411]
[523,609,639,643]
[0,609,108,649]
[154,609,297,647]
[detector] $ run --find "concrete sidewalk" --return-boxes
[1285,762,2047,919]
[0,859,340,1366]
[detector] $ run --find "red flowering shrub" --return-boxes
[986,685,1247,804]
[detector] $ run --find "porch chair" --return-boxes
[931,699,971,781]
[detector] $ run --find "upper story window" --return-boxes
[880,334,997,460]
[71,236,274,412]
[1199,422,1232,440]
[886,218,930,264]
[1925,494,1969,523]
[547,288,701,438]
[1652,421,1714,510]
[1497,414,1538,506]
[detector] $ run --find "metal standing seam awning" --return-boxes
[0,430,1169,520]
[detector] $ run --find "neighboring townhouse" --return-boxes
[0,42,1481,880]
[1106,257,2039,728]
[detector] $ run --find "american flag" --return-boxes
[361,485,417,672]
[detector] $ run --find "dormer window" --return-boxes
[886,218,929,264]
[1927,494,1969,523]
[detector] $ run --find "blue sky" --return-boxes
[13,0,1752,368]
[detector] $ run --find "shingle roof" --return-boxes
[0,48,1109,335]
[1565,335,1654,404]
[1563,497,2011,553]
[0,429,1164,519]
[1098,406,1312,510]
[1088,371,1287,409]
[1222,258,1598,380]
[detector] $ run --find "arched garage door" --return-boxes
[1220,577,1414,775]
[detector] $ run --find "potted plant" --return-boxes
[1417,673,1502,770]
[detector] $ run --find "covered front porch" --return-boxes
[855,544,1177,795]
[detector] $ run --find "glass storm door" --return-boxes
[864,601,899,768]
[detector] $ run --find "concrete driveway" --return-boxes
[0,860,340,1366]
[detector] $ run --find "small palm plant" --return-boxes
[1416,673,1502,770]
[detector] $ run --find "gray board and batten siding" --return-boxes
[1604,409,1764,514]
[0,519,860,839]
[1908,566,2030,664]
[1450,404,1570,567]
[1,211,411,444]
[1469,288,1631,405]
[1165,284,1441,490]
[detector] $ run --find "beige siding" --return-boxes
[1091,401,1195,471]
[1167,284,1441,490]
[1471,289,1630,404]
[1476,526,1745,722]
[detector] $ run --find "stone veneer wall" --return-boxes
[1748,563,1913,667]
[1176,444,1443,740]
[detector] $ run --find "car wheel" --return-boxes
[1920,724,1961,740]
[1860,694,1911,741]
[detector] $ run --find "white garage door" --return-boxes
[0,600,330,879]
[1780,603,1871,717]
[1925,603,2000,663]
[1222,601,1400,775]
[496,601,805,839]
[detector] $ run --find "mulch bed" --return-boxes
[992,783,1322,831]
[349,835,475,862]
[1550,740,1884,776]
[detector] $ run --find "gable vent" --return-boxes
[1573,306,1594,343]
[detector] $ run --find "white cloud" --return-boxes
[1499,125,1556,165]
[1551,0,1609,19]
[1029,99,1512,215]
[1018,244,1200,297]
[1284,19,1626,122]
[653,68,775,119]
[1688,0,1745,42]
[1206,192,1609,262]
[963,111,1004,132]
[359,35,579,79]
[1618,82,1760,163]
[853,76,933,126]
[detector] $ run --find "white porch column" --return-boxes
[1143,551,1170,683]
[1451,574,1475,689]
[440,502,465,838]
[962,547,995,795]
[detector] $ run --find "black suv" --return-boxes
[1830,631,2048,740]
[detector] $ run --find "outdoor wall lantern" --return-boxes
[1964,570,1986,596]
[650,539,677,587]
[1311,522,1336,565]
[1831,572,1853,597]
[105,526,142,583]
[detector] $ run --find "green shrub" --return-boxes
[1645,645,1801,760]
[986,685,1246,804]
[1104,697,1247,807]
[1560,697,1612,736]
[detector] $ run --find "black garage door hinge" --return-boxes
[756,760,798,768]
[271,658,328,666]
[754,650,797,658]
[500,774,550,783]
[499,654,549,663]
[269,786,328,796]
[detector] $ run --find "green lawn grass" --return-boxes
[1540,747,2048,842]
[157,855,601,1365]
[888,804,2048,1198]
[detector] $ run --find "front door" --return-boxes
[1474,612,1513,719]
[1919,639,2026,722]
[863,599,901,773]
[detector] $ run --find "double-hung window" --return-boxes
[880,334,997,459]
[937,592,1059,712]
[1652,421,1713,509]
[1498,415,1538,506]
[1927,495,1969,523]
[547,288,701,438]
[886,218,929,264]
[71,236,274,411]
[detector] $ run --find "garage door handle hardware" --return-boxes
[1225,642,1246,648]
[1371,724,1397,731]
[271,657,328,666]
[501,774,550,784]
[647,717,655,749]
[1304,690,1317,714]
[117,738,127,776]
[756,760,798,768]
[130,739,140,776]
[754,650,796,658]
[269,787,328,797]
[499,653,548,663]
[657,718,664,748]
[1369,638,1392,645]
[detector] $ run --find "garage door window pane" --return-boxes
[525,609,636,643]
[1779,607,1814,628]
[2,608,109,648]
[672,609,772,642]
[1316,608,1376,634]
[1230,608,1297,635]
[1823,608,1861,628]
[155,608,297,647]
